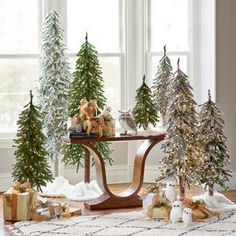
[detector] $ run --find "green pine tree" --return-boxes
[12,91,53,191]
[152,46,172,124]
[199,90,231,196]
[133,75,159,130]
[158,59,201,198]
[38,10,71,177]
[63,33,112,171]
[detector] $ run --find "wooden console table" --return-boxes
[63,133,165,210]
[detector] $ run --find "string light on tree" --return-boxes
[37,10,71,177]
[63,33,112,175]
[12,91,53,191]
[199,90,232,196]
[133,74,159,130]
[158,58,201,199]
[152,45,173,125]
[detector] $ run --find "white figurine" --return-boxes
[182,208,193,226]
[118,110,137,135]
[101,106,113,120]
[170,200,183,223]
[164,180,177,203]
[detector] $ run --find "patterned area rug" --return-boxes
[8,211,236,236]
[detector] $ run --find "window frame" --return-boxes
[0,0,200,138]
[0,0,42,136]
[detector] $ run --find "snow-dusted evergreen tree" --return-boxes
[152,46,172,124]
[158,59,201,199]
[133,75,159,130]
[199,90,231,196]
[38,11,71,177]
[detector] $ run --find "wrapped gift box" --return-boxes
[3,190,30,221]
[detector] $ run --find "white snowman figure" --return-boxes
[170,200,183,223]
[164,180,177,203]
[182,208,193,227]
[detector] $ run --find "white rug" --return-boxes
[8,211,236,236]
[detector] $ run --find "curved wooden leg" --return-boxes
[82,139,162,210]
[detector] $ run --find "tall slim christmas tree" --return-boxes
[63,33,112,179]
[37,11,71,177]
[199,90,231,196]
[133,75,159,130]
[12,91,53,191]
[152,46,172,124]
[158,59,201,198]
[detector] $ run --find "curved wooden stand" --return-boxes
[63,134,165,210]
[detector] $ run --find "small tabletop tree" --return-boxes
[12,91,53,191]
[38,10,71,177]
[152,46,173,125]
[63,33,112,179]
[133,75,159,130]
[158,59,200,199]
[199,90,232,196]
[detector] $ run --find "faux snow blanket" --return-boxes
[9,211,236,236]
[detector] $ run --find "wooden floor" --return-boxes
[1,184,236,236]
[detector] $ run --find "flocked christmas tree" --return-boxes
[133,75,159,130]
[152,46,172,124]
[12,91,53,191]
[199,90,231,196]
[63,33,112,178]
[37,11,71,177]
[158,59,201,198]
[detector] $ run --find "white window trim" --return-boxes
[0,0,209,143]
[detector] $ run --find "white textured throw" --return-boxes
[40,176,103,201]
[9,211,236,236]
[193,191,236,213]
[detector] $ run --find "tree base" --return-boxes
[192,191,236,213]
[40,176,103,201]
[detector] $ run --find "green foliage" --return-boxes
[158,60,201,186]
[152,46,172,123]
[63,34,112,169]
[37,10,71,175]
[199,90,232,190]
[12,91,53,191]
[133,75,159,130]
[68,34,106,118]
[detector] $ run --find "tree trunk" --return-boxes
[208,184,214,196]
[54,153,59,177]
[84,150,90,183]
[179,176,186,200]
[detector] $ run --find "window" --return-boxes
[0,0,40,133]
[67,0,123,112]
[0,0,196,134]
[147,0,191,83]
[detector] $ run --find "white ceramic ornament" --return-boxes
[182,208,193,226]
[142,192,155,213]
[170,200,183,223]
[164,180,177,203]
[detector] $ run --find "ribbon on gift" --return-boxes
[183,198,220,221]
[30,202,81,221]
[4,193,18,220]
[4,182,38,221]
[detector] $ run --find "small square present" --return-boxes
[3,189,30,221]
[151,205,171,220]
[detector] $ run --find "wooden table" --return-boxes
[63,133,165,210]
